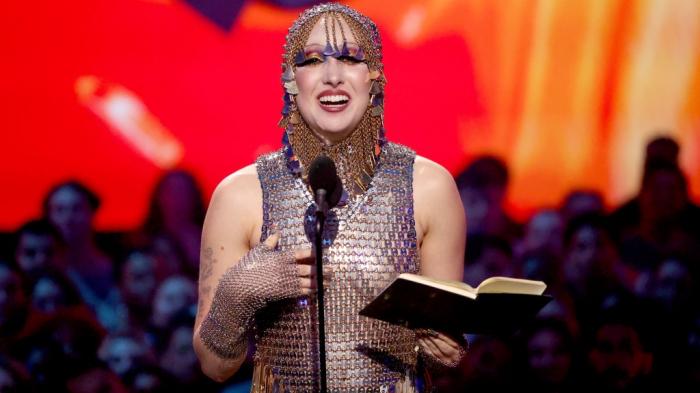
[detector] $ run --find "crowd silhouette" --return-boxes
[1,137,698,392]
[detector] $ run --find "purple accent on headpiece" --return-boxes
[282,94,292,115]
[294,50,306,65]
[340,41,350,57]
[322,42,336,57]
[371,94,383,107]
[355,47,365,61]
[281,66,294,82]
[282,131,290,145]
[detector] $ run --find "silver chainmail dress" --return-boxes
[252,142,422,392]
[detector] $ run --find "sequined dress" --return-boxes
[252,142,421,392]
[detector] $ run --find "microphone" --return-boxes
[307,155,342,392]
[308,155,343,210]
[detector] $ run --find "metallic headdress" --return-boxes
[279,3,386,196]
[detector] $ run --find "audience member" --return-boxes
[514,317,583,393]
[560,189,605,225]
[137,170,206,278]
[583,296,658,392]
[516,209,565,259]
[99,330,156,378]
[13,219,62,279]
[42,180,126,332]
[118,249,160,328]
[456,155,522,242]
[29,269,84,314]
[463,235,515,287]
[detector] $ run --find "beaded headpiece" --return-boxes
[278,3,386,197]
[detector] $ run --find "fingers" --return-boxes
[297,264,314,277]
[293,247,315,264]
[418,337,443,359]
[299,277,316,295]
[417,329,461,351]
[418,331,463,365]
[431,333,461,352]
[262,231,280,249]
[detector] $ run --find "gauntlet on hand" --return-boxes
[200,243,300,359]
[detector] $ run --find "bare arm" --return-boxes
[414,156,466,282]
[193,164,262,382]
[193,164,315,382]
[413,155,467,366]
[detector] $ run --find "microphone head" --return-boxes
[308,155,343,208]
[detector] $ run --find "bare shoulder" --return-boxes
[205,163,263,247]
[413,155,458,193]
[211,164,260,209]
[412,156,465,280]
[412,155,464,243]
[215,163,259,195]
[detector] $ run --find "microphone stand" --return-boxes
[314,188,329,393]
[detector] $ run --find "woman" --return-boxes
[193,3,466,391]
[43,180,127,333]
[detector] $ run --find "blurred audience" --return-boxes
[516,209,565,259]
[118,250,160,329]
[560,189,605,226]
[514,317,583,393]
[0,137,698,391]
[99,330,156,378]
[135,170,206,279]
[29,268,84,314]
[42,180,126,332]
[463,235,515,287]
[456,156,523,242]
[13,219,63,279]
[582,296,658,392]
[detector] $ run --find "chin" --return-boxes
[316,126,353,142]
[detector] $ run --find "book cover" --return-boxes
[359,273,552,335]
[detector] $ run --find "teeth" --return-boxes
[319,95,349,104]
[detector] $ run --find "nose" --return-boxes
[322,57,344,87]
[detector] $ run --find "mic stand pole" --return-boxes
[314,188,329,393]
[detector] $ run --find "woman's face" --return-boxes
[31,277,66,313]
[527,328,572,385]
[47,186,94,244]
[294,17,372,144]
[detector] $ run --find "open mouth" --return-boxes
[318,94,350,112]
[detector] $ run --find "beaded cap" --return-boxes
[283,2,383,72]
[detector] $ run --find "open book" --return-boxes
[359,273,551,335]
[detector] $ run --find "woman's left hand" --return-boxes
[416,329,467,367]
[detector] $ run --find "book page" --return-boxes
[476,276,546,295]
[398,273,478,299]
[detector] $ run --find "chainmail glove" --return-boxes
[199,242,301,359]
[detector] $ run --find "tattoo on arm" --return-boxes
[199,247,216,297]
